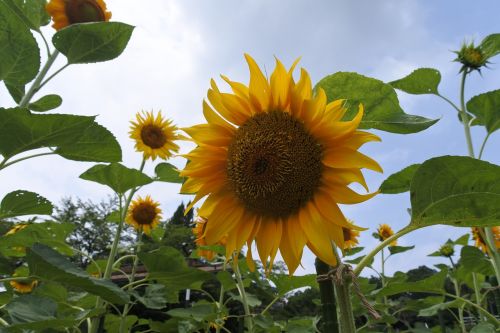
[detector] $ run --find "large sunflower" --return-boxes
[46,0,112,31]
[10,278,38,294]
[472,227,500,254]
[126,195,162,235]
[130,110,180,161]
[180,55,381,274]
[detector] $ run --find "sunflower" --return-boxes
[5,223,28,235]
[10,278,38,294]
[342,221,360,251]
[46,0,112,31]
[193,217,227,261]
[130,110,180,161]
[180,55,381,274]
[472,227,500,254]
[126,195,162,235]
[377,224,397,246]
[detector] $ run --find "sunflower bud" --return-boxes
[439,244,454,257]
[454,42,488,73]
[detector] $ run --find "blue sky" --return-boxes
[0,0,499,275]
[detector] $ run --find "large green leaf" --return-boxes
[53,22,134,64]
[0,108,94,159]
[459,245,494,276]
[4,83,25,104]
[0,190,53,218]
[79,163,152,194]
[468,89,500,134]
[471,322,496,333]
[0,1,40,85]
[167,303,216,322]
[388,245,415,255]
[155,163,184,183]
[379,164,420,194]
[389,68,441,95]
[28,94,62,112]
[132,284,168,310]
[56,122,122,162]
[480,33,500,59]
[377,269,447,297]
[418,299,464,317]
[270,274,318,296]
[315,72,438,134]
[26,243,129,304]
[410,156,500,228]
[3,0,50,32]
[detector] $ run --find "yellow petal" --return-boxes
[256,218,282,273]
[326,184,378,204]
[244,54,270,110]
[323,147,383,173]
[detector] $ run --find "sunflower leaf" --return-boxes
[467,89,500,134]
[409,156,500,228]
[459,246,494,276]
[28,94,62,112]
[0,190,53,219]
[5,82,25,103]
[418,299,465,317]
[379,164,421,194]
[52,22,134,64]
[389,68,441,95]
[79,163,152,194]
[155,163,184,183]
[2,0,50,32]
[26,243,129,304]
[480,33,500,59]
[315,72,438,134]
[377,269,447,297]
[270,274,318,296]
[388,245,414,255]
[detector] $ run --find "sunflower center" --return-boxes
[141,124,167,149]
[227,110,323,218]
[342,228,352,242]
[132,203,157,225]
[65,0,106,24]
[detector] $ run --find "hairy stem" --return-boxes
[315,258,338,333]
[233,256,253,333]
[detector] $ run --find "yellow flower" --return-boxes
[193,217,227,261]
[10,278,38,294]
[342,221,360,251]
[472,227,500,254]
[180,54,381,274]
[5,223,28,235]
[46,0,112,31]
[130,110,180,161]
[377,224,397,246]
[126,195,162,235]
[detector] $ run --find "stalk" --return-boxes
[331,245,356,333]
[215,262,227,333]
[315,258,338,333]
[233,257,253,333]
[453,279,467,333]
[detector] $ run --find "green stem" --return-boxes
[458,70,475,158]
[453,280,467,333]
[233,257,253,333]
[215,262,227,333]
[0,152,56,171]
[472,272,485,321]
[37,64,70,92]
[353,225,418,276]
[331,245,356,333]
[446,292,500,327]
[436,93,462,113]
[477,132,491,159]
[483,228,500,285]
[19,50,60,108]
[381,249,393,333]
[315,258,338,333]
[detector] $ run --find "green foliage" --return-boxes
[389,68,441,95]
[155,162,185,183]
[379,164,420,194]
[388,245,415,255]
[459,245,494,276]
[377,269,447,297]
[28,94,62,112]
[132,284,169,310]
[410,156,500,228]
[26,243,130,304]
[480,33,500,59]
[52,22,135,64]
[2,0,50,32]
[468,89,500,134]
[270,274,318,296]
[0,190,53,219]
[79,163,152,194]
[315,72,438,134]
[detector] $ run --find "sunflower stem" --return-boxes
[315,258,339,333]
[453,279,467,333]
[232,255,253,333]
[458,70,475,158]
[215,261,227,333]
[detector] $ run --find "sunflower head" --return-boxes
[376,224,397,246]
[126,195,162,235]
[342,221,360,251]
[454,42,488,73]
[5,223,28,235]
[472,227,500,254]
[130,110,180,161]
[46,0,112,31]
[439,244,455,257]
[180,54,381,274]
[192,217,227,261]
[10,276,38,294]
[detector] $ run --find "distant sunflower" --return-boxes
[377,224,397,246]
[342,221,360,251]
[46,0,112,31]
[10,278,37,294]
[5,223,28,235]
[472,227,500,254]
[126,195,162,235]
[180,54,381,274]
[130,110,180,161]
[192,217,227,261]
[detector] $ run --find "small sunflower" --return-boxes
[126,195,162,235]
[46,0,112,31]
[180,54,381,274]
[10,278,38,294]
[342,221,360,251]
[193,217,227,261]
[472,227,500,254]
[439,244,455,257]
[130,110,180,161]
[5,223,28,235]
[377,224,397,246]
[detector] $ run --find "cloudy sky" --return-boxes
[1,0,499,276]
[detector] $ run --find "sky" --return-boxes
[0,0,499,276]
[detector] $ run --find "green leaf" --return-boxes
[388,245,415,255]
[139,247,211,293]
[216,271,237,291]
[26,243,129,304]
[56,122,122,162]
[104,314,138,333]
[471,322,496,333]
[0,190,53,218]
[28,94,62,112]
[379,164,420,194]
[0,108,95,159]
[4,82,25,103]
[0,1,40,85]
[344,246,364,257]
[315,72,438,134]
[418,299,464,317]
[133,284,168,310]
[167,303,216,322]
[270,274,318,296]
[345,254,373,266]
[155,163,184,183]
[5,294,57,324]
[377,270,447,297]
[410,156,500,228]
[389,68,441,95]
[459,246,494,276]
[468,89,500,134]
[80,163,152,194]
[480,33,500,59]
[53,22,134,64]
[453,234,470,246]
[3,0,50,32]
